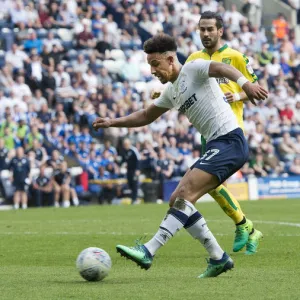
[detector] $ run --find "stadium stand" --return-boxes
[1,0,300,207]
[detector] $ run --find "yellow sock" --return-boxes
[209,185,244,224]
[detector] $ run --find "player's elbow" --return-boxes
[208,61,226,78]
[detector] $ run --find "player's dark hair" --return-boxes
[143,34,177,54]
[199,11,224,29]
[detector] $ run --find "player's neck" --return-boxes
[170,63,182,83]
[205,42,223,57]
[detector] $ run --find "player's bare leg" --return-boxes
[13,191,21,210]
[21,191,28,209]
[62,184,71,208]
[53,182,61,207]
[117,168,234,278]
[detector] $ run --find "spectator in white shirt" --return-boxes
[83,68,98,90]
[266,57,281,77]
[5,44,30,71]
[53,64,71,87]
[240,25,253,46]
[224,4,245,32]
[201,0,218,13]
[43,31,63,52]
[10,1,28,26]
[0,90,11,118]
[12,75,32,99]
[31,89,47,112]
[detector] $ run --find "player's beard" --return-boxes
[202,36,219,49]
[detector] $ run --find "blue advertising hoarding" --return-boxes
[257,176,300,199]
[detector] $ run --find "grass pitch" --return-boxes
[0,200,300,300]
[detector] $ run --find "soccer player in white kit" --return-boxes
[93,34,268,278]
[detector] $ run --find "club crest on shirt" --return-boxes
[222,58,231,65]
[178,73,188,95]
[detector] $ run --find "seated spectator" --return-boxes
[280,103,294,122]
[23,30,43,54]
[24,124,43,150]
[289,156,300,175]
[278,132,300,161]
[258,43,273,67]
[53,161,79,207]
[9,147,30,209]
[5,44,30,72]
[266,115,281,137]
[32,164,54,207]
[31,90,47,112]
[77,23,96,49]
[0,113,17,137]
[10,1,28,26]
[250,152,268,177]
[16,116,29,145]
[47,150,64,169]
[72,54,89,74]
[2,127,20,150]
[30,140,48,166]
[12,75,32,99]
[53,64,71,88]
[263,144,285,176]
[67,124,82,147]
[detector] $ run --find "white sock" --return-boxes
[73,198,79,206]
[22,203,28,209]
[14,203,19,209]
[63,200,70,208]
[144,198,194,256]
[185,211,224,260]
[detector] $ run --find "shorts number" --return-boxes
[202,149,220,161]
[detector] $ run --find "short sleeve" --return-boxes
[185,59,211,80]
[234,54,258,83]
[153,84,174,109]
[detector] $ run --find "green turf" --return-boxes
[0,200,300,300]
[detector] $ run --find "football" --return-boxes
[76,247,112,282]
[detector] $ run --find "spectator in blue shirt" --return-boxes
[67,124,82,147]
[80,126,93,145]
[23,31,43,54]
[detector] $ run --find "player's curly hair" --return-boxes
[199,11,224,29]
[143,34,177,54]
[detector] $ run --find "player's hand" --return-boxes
[92,117,111,130]
[242,82,268,105]
[151,91,161,99]
[224,92,235,103]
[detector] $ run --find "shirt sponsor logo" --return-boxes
[216,77,229,84]
[178,93,197,114]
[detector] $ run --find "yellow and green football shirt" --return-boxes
[186,44,258,130]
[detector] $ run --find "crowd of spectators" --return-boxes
[1,0,300,207]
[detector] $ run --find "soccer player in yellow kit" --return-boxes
[186,11,263,254]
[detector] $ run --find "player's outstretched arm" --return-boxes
[92,104,169,130]
[208,62,268,105]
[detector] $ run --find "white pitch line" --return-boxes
[253,220,300,228]
[0,232,299,237]
[206,219,300,228]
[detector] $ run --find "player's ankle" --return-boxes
[236,216,246,226]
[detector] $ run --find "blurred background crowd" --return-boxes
[1,0,300,208]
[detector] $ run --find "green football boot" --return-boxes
[233,219,253,252]
[198,252,234,278]
[245,229,263,255]
[116,242,153,270]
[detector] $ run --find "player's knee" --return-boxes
[169,193,177,207]
[62,184,70,192]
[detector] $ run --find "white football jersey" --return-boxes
[154,59,239,142]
